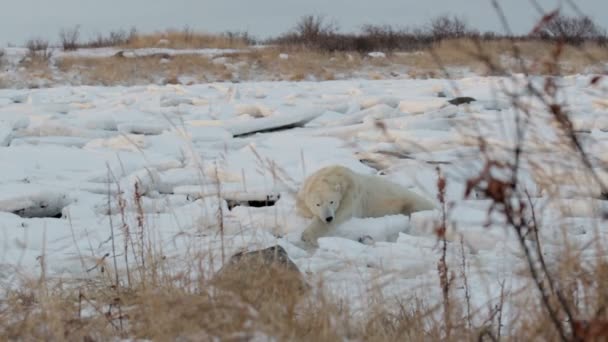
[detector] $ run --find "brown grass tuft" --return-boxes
[124,29,251,50]
[56,54,233,85]
[392,38,608,76]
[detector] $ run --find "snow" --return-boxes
[0,75,607,330]
[2,46,244,62]
[368,52,386,58]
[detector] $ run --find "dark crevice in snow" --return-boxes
[425,160,452,165]
[359,158,385,172]
[2,192,71,219]
[233,123,306,138]
[225,195,280,211]
[12,206,64,219]
[448,96,476,106]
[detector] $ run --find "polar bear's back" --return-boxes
[353,171,437,216]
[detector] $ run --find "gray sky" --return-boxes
[1,0,606,47]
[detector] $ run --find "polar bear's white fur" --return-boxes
[296,165,437,245]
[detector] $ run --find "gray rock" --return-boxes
[212,245,310,308]
[219,245,300,274]
[358,235,375,245]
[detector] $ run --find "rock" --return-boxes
[223,245,299,271]
[149,52,171,60]
[358,235,375,245]
[0,123,12,146]
[448,97,476,106]
[156,39,170,46]
[368,51,386,58]
[212,245,310,308]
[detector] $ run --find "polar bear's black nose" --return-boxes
[325,216,333,223]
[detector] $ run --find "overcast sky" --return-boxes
[1,0,606,46]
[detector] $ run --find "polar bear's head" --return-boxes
[306,182,343,224]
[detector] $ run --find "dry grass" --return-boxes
[56,54,235,86]
[54,48,364,85]
[32,39,608,86]
[124,29,251,50]
[233,47,365,81]
[392,38,608,77]
[3,221,608,341]
[0,274,443,341]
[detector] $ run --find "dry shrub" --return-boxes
[427,15,478,40]
[271,16,434,54]
[82,29,137,48]
[534,14,606,45]
[21,38,53,70]
[59,25,81,51]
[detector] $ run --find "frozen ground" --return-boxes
[0,75,607,327]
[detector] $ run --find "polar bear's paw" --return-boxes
[301,228,320,247]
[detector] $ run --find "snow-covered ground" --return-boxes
[2,46,246,62]
[0,75,607,327]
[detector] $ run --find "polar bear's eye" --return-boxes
[316,203,320,207]
[330,201,334,204]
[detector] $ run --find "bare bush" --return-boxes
[82,28,137,48]
[361,25,402,53]
[428,15,477,40]
[222,31,257,46]
[59,25,81,51]
[24,38,53,64]
[271,18,434,54]
[536,14,606,45]
[294,14,338,45]
[361,25,435,52]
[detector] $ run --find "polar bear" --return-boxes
[296,165,437,246]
